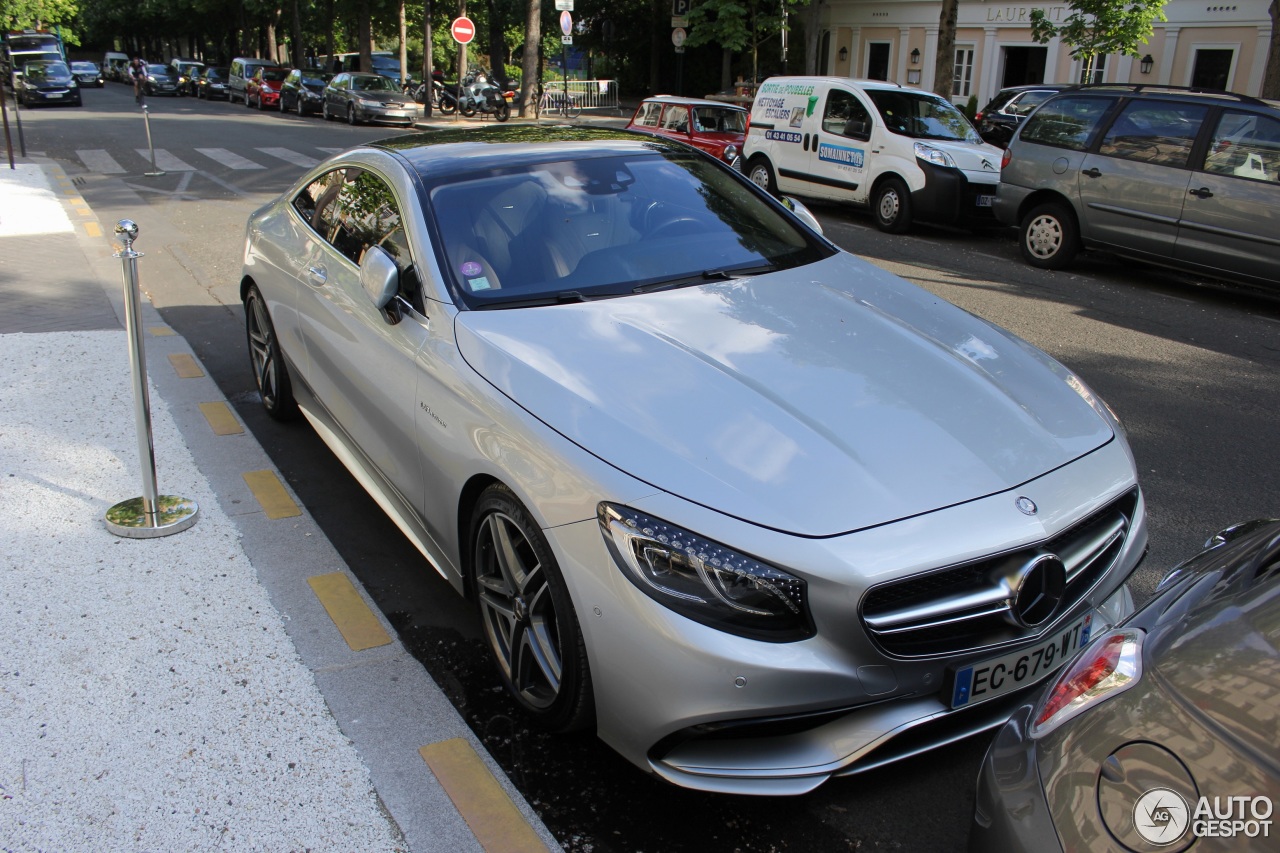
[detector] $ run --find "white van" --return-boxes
[102,51,128,82]
[742,76,1003,233]
[228,57,279,104]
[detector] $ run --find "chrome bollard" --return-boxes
[141,105,165,177]
[104,220,199,538]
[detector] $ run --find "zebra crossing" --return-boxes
[74,145,348,176]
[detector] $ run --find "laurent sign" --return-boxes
[985,6,1066,23]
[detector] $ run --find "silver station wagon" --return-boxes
[241,127,1147,794]
[995,85,1280,290]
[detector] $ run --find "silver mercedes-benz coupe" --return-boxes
[240,126,1147,794]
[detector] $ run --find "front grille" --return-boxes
[861,489,1138,658]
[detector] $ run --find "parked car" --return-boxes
[67,60,103,88]
[141,63,179,96]
[320,71,418,125]
[168,59,204,95]
[280,68,331,115]
[194,66,230,100]
[245,65,287,110]
[227,56,277,104]
[240,125,1146,794]
[995,85,1280,290]
[743,76,1003,233]
[975,84,1072,148]
[16,60,81,107]
[972,518,1280,852]
[626,95,748,165]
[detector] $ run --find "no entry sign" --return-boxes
[451,16,476,44]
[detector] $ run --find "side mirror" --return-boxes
[780,196,824,236]
[842,119,870,140]
[359,245,400,311]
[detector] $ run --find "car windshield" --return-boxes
[353,75,396,91]
[430,151,830,309]
[147,64,168,75]
[207,68,228,80]
[692,107,747,133]
[24,61,69,79]
[262,68,287,81]
[71,62,96,72]
[867,90,981,142]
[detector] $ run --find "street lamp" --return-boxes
[839,47,848,62]
[1140,54,1154,74]
[910,48,920,65]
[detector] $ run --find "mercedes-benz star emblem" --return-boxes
[1015,496,1038,516]
[1009,553,1066,628]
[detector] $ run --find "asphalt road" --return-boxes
[14,83,1280,852]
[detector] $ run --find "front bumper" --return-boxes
[551,439,1145,794]
[356,103,418,124]
[912,160,999,226]
[26,88,79,105]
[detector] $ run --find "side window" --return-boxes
[636,102,662,127]
[661,106,689,133]
[1204,110,1280,184]
[1098,101,1208,168]
[1020,96,1113,150]
[821,90,871,138]
[292,169,345,233]
[1009,90,1054,117]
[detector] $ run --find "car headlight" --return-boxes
[913,142,956,168]
[357,98,380,107]
[598,504,812,642]
[722,144,738,163]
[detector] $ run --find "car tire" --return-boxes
[322,101,330,121]
[872,176,913,234]
[347,104,357,125]
[1020,201,1080,270]
[244,284,299,422]
[746,156,778,196]
[471,483,594,733]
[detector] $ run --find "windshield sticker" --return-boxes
[818,142,865,169]
[460,261,482,276]
[467,276,493,291]
[766,129,802,144]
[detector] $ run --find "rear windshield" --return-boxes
[866,90,980,143]
[429,151,830,309]
[261,68,288,81]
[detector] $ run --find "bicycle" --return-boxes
[535,84,581,120]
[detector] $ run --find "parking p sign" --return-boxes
[672,0,691,15]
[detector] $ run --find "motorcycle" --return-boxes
[459,70,510,122]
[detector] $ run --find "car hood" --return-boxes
[350,90,408,105]
[1152,570,1280,768]
[455,253,1114,535]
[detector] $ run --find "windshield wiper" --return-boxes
[632,264,776,294]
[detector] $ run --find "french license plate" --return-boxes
[950,613,1093,708]
[976,194,995,207]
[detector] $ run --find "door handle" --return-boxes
[307,265,327,285]
[1188,187,1214,199]
[1082,167,1102,178]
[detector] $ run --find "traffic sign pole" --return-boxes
[450,16,475,123]
[560,11,572,119]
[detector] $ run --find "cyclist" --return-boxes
[129,56,147,103]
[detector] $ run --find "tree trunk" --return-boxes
[520,0,541,116]
[399,0,408,86]
[649,0,661,94]
[292,0,303,67]
[325,0,335,62]
[359,0,373,70]
[804,0,822,75]
[489,0,505,85]
[1263,0,1280,98]
[933,0,958,97]
[422,0,434,115]
[721,47,733,93]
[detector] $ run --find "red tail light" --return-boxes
[1001,147,1012,169]
[975,111,984,121]
[1031,629,1143,738]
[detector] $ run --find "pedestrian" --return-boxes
[129,55,147,104]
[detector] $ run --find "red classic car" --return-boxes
[626,95,748,165]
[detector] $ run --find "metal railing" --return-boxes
[541,79,623,115]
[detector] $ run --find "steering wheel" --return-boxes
[645,216,705,240]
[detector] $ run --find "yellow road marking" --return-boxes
[83,221,102,237]
[419,739,549,853]
[148,326,176,336]
[307,572,392,651]
[198,401,243,436]
[242,469,301,519]
[168,353,204,378]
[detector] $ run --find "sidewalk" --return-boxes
[0,161,555,851]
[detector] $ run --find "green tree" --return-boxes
[685,0,808,85]
[1030,0,1170,85]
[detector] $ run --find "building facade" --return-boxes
[820,1,1274,105]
